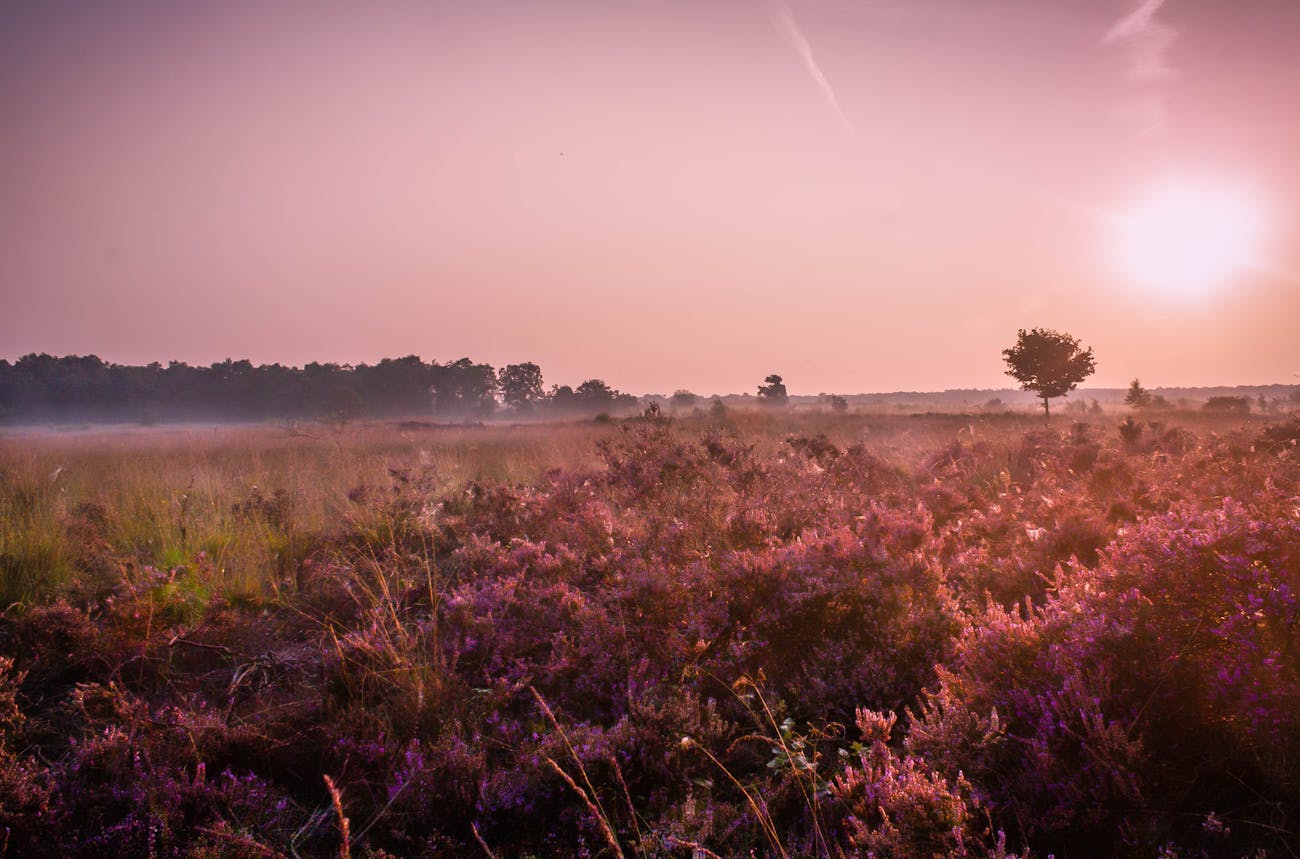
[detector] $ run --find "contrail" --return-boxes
[1103,0,1176,79]
[769,0,858,141]
[1102,0,1177,136]
[766,1,1106,224]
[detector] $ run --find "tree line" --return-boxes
[0,354,640,424]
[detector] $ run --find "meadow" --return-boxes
[0,407,1298,857]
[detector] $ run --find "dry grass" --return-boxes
[0,419,616,605]
[0,408,1268,608]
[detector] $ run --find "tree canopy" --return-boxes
[498,363,545,412]
[1125,379,1152,409]
[1002,329,1096,418]
[0,354,640,424]
[757,374,788,405]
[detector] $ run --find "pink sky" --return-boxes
[3,0,1298,395]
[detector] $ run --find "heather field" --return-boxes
[2,409,1299,858]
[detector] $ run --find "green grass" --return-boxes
[0,420,617,606]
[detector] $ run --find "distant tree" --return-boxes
[498,362,544,412]
[757,374,788,405]
[1002,328,1096,420]
[1125,379,1152,409]
[548,384,578,413]
[544,379,640,416]
[358,355,432,416]
[670,389,698,411]
[575,379,618,408]
[432,357,498,416]
[325,386,366,425]
[0,353,508,424]
[1202,396,1250,414]
[825,394,849,413]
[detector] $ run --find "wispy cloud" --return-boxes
[1102,0,1178,136]
[768,0,858,141]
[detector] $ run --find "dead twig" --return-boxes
[471,822,501,859]
[167,636,238,658]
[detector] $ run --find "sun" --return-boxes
[1117,183,1266,297]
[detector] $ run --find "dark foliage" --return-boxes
[1003,328,1096,418]
[0,353,500,423]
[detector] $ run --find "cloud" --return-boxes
[1102,0,1178,135]
[768,0,858,141]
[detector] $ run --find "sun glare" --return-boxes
[1118,184,1266,297]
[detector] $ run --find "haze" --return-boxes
[3,0,1298,394]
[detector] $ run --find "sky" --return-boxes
[2,0,1298,395]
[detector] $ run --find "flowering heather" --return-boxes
[0,411,1296,856]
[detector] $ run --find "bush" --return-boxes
[909,495,1300,856]
[1202,396,1250,414]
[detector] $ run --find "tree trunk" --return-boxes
[1042,395,1050,423]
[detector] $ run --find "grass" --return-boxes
[0,419,619,607]
[1,408,1274,608]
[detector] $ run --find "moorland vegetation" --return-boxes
[2,407,1299,856]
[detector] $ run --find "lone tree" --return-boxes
[1125,378,1152,409]
[757,374,788,405]
[1002,328,1096,420]
[670,389,699,411]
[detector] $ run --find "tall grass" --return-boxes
[0,420,619,606]
[2,410,1270,608]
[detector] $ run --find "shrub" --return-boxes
[1118,416,1143,444]
[910,496,1300,856]
[1202,396,1250,414]
[830,708,1023,859]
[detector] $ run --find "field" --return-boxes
[1,408,1299,857]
